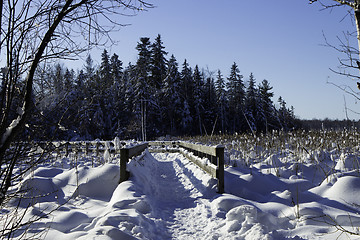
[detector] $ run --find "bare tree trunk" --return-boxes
[0,0,76,204]
[355,9,360,62]
[0,0,3,51]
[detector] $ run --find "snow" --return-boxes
[3,144,360,239]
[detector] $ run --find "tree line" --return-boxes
[21,34,298,141]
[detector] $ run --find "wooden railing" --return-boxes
[37,140,126,157]
[119,143,148,183]
[37,140,224,193]
[149,141,225,193]
[36,141,148,183]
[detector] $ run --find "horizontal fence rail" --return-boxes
[119,143,148,183]
[35,141,148,184]
[36,140,127,157]
[149,141,225,193]
[35,140,224,193]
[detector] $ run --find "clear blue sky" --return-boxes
[85,0,359,120]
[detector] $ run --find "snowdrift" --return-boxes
[2,141,360,239]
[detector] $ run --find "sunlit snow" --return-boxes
[2,143,360,239]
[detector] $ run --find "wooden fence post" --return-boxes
[119,148,130,183]
[216,146,225,194]
[65,142,69,157]
[96,141,100,157]
[84,142,89,155]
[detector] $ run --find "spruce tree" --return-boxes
[134,37,158,139]
[150,34,167,90]
[180,59,194,134]
[162,55,182,135]
[53,63,64,96]
[84,55,95,86]
[99,49,112,89]
[202,75,217,135]
[193,65,204,135]
[258,79,275,132]
[63,68,74,93]
[245,72,258,132]
[215,70,227,134]
[227,62,245,133]
[110,53,123,84]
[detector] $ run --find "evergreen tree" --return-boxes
[121,63,137,138]
[136,37,151,82]
[215,70,227,134]
[227,62,245,133]
[180,59,194,134]
[84,55,95,85]
[180,59,193,103]
[26,37,301,140]
[150,34,167,89]
[244,72,258,133]
[133,37,157,139]
[202,75,217,135]
[110,53,123,84]
[108,53,125,137]
[258,79,275,132]
[53,63,64,96]
[99,49,112,90]
[63,68,74,93]
[162,55,182,135]
[193,65,204,135]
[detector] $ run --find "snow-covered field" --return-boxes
[3,131,360,239]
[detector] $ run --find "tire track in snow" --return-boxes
[140,152,219,240]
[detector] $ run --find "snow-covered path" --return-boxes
[6,148,360,239]
[129,152,222,240]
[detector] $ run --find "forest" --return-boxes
[19,34,300,141]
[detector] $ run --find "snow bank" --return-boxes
[4,143,360,240]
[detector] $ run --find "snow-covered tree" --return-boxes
[179,60,194,134]
[202,74,217,135]
[215,70,228,134]
[193,65,205,135]
[227,62,245,133]
[258,79,275,132]
[244,72,258,133]
[162,55,182,135]
[99,49,112,90]
[150,34,168,90]
[0,0,153,214]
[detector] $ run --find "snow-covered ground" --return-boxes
[3,142,360,239]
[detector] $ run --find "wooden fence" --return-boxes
[119,143,148,183]
[149,141,225,193]
[37,141,148,183]
[38,140,224,193]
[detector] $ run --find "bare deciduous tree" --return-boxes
[0,0,152,231]
[310,1,360,78]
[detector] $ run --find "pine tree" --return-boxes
[136,37,151,81]
[63,68,74,93]
[215,70,227,134]
[109,53,124,137]
[110,53,123,84]
[150,34,167,89]
[53,63,64,96]
[162,55,182,135]
[258,79,275,132]
[202,75,217,135]
[133,37,158,139]
[245,72,258,133]
[180,59,194,134]
[99,49,112,89]
[193,65,204,135]
[180,59,193,103]
[227,62,245,133]
[84,55,95,84]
